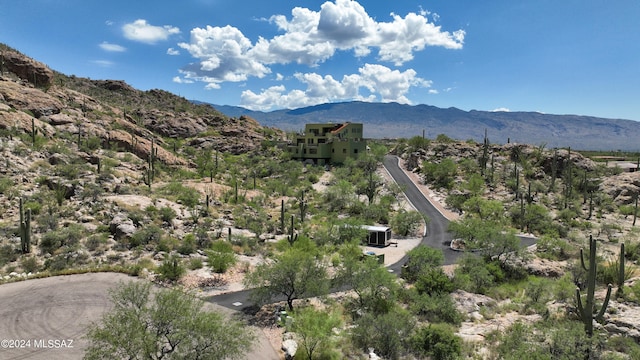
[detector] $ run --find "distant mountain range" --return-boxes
[208,101,640,151]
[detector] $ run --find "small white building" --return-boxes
[361,225,392,246]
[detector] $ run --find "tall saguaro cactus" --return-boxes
[287,215,298,246]
[617,242,626,297]
[576,235,613,336]
[280,199,285,233]
[19,198,32,253]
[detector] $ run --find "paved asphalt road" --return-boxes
[208,155,461,310]
[383,155,460,270]
[208,155,536,310]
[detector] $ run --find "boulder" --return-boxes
[282,339,297,360]
[2,50,54,87]
[109,213,136,239]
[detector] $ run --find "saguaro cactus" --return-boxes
[19,198,32,253]
[287,215,298,246]
[30,118,37,145]
[299,190,306,222]
[617,243,626,297]
[576,235,613,336]
[280,199,285,233]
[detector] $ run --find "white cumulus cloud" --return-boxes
[167,48,180,55]
[178,0,464,89]
[172,76,193,84]
[240,63,429,110]
[177,25,271,89]
[122,19,180,44]
[99,42,126,52]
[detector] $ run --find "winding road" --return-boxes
[208,155,462,309]
[209,155,537,309]
[0,155,535,359]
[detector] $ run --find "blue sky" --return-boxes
[1,0,639,121]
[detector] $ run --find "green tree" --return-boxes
[422,159,457,190]
[461,196,504,222]
[351,307,415,360]
[401,245,444,283]
[244,248,329,311]
[335,255,399,313]
[290,307,342,360]
[410,323,462,360]
[84,281,253,360]
[453,254,494,294]
[390,209,426,236]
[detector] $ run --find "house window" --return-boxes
[354,149,358,154]
[332,149,335,153]
[342,149,346,154]
[307,138,314,144]
[309,148,317,154]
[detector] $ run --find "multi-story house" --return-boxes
[285,122,366,165]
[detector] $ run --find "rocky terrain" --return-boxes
[4,43,640,358]
[0,44,286,280]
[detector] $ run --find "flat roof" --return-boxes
[361,225,391,232]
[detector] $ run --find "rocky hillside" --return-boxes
[0,44,280,159]
[0,44,287,278]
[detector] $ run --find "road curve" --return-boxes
[209,155,537,309]
[209,156,461,310]
[383,155,460,269]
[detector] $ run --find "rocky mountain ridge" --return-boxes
[212,101,640,151]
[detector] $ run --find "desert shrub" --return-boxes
[20,256,40,273]
[39,224,85,254]
[422,159,457,190]
[43,249,90,271]
[351,307,415,360]
[453,254,494,294]
[36,210,59,232]
[157,182,200,208]
[79,135,102,152]
[230,235,259,256]
[0,244,18,266]
[159,206,177,223]
[415,268,455,295]
[536,234,574,260]
[188,258,203,270]
[408,291,464,325]
[81,183,104,201]
[85,233,109,252]
[23,200,42,216]
[129,224,163,249]
[130,258,156,276]
[410,323,462,360]
[177,234,196,255]
[54,163,85,180]
[127,209,146,227]
[207,241,236,273]
[157,256,185,282]
[0,177,14,194]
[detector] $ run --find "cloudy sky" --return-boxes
[1,0,639,120]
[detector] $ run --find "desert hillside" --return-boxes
[4,44,640,359]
